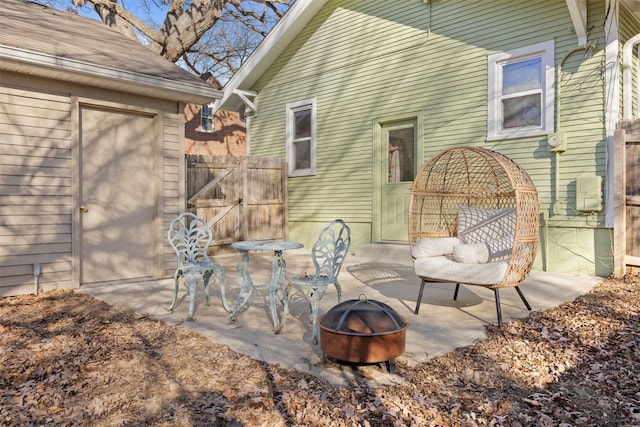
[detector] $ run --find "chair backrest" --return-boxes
[310,219,351,280]
[168,213,212,263]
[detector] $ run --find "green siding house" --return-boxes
[218,0,640,277]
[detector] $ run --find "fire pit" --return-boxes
[319,296,408,372]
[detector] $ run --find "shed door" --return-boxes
[380,120,416,241]
[79,106,156,284]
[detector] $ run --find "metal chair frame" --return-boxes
[167,212,229,320]
[288,219,351,344]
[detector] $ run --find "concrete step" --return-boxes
[354,242,412,264]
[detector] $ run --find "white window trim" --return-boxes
[200,102,214,133]
[487,40,555,140]
[286,97,316,177]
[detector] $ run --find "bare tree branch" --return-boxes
[64,0,291,80]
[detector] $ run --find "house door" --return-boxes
[78,105,157,284]
[379,120,417,241]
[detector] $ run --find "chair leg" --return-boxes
[215,267,231,313]
[300,285,327,345]
[203,270,213,306]
[334,280,342,303]
[181,269,201,321]
[453,283,460,301]
[515,286,532,310]
[415,279,427,314]
[494,288,502,328]
[168,269,182,312]
[186,281,197,321]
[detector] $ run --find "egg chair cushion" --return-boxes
[457,207,516,244]
[457,207,516,262]
[411,237,461,258]
[414,255,509,286]
[453,243,489,264]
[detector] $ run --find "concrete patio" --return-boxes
[80,244,602,386]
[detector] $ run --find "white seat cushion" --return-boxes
[414,255,508,285]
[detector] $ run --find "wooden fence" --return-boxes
[614,120,640,276]
[186,155,288,253]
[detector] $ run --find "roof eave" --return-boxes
[217,0,328,112]
[0,44,221,104]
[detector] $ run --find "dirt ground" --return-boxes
[1,273,639,426]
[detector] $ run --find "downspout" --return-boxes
[244,107,252,155]
[33,262,41,294]
[546,45,590,270]
[552,46,591,216]
[623,33,640,119]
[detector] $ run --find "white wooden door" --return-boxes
[79,105,156,284]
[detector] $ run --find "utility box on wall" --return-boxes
[576,175,602,212]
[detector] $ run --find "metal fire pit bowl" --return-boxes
[319,296,408,372]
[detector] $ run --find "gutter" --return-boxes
[0,44,222,104]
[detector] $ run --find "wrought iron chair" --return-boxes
[167,212,228,320]
[288,219,351,344]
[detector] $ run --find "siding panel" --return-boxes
[0,85,72,295]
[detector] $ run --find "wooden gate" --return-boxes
[613,120,640,276]
[186,155,288,253]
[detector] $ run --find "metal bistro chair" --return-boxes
[168,212,228,320]
[288,219,351,344]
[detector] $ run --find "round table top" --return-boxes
[231,240,304,252]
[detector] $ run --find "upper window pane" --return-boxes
[294,109,311,139]
[502,58,542,94]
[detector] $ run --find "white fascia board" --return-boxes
[0,44,222,104]
[566,0,588,46]
[217,0,329,112]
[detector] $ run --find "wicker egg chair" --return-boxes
[408,146,539,327]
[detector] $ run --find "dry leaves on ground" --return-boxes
[1,273,639,426]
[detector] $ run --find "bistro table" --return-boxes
[229,240,304,333]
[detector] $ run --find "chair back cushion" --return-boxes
[457,207,516,262]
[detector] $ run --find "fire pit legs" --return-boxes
[321,353,398,373]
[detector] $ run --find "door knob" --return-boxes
[79,205,89,213]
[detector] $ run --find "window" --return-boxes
[488,40,554,139]
[386,120,416,183]
[200,103,214,132]
[286,98,316,176]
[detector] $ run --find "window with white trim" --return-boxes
[200,103,214,132]
[286,98,316,176]
[488,40,555,139]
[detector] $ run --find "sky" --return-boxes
[44,0,168,28]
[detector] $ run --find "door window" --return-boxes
[387,123,416,183]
